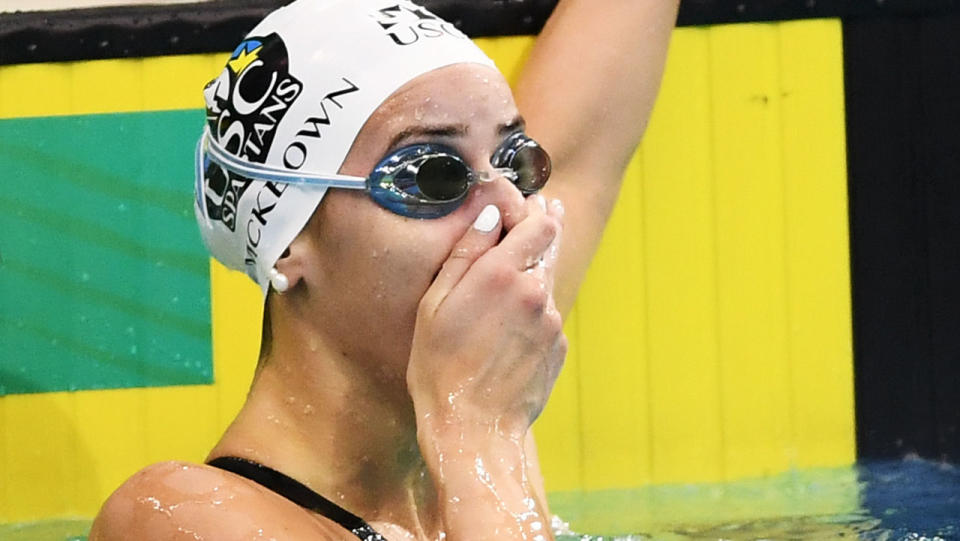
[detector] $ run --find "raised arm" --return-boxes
[518,0,680,316]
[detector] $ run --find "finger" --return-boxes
[540,198,565,294]
[420,204,503,314]
[522,195,550,280]
[496,195,559,272]
[522,197,564,292]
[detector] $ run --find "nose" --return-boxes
[465,167,527,232]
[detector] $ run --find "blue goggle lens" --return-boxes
[491,132,552,194]
[369,134,551,218]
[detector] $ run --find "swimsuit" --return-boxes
[207,456,387,540]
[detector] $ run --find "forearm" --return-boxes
[418,418,552,541]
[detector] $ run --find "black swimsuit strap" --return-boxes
[207,456,386,541]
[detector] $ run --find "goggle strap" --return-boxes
[202,132,367,190]
[194,138,211,220]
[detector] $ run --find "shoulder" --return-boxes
[89,461,352,541]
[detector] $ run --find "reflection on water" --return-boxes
[552,458,959,541]
[0,459,956,540]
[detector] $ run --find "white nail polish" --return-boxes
[473,204,500,233]
[535,195,547,212]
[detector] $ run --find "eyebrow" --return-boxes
[385,114,526,152]
[499,115,526,136]
[387,124,468,151]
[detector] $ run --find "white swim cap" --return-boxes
[194,0,496,295]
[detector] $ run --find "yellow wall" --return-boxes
[0,20,854,522]
[535,20,854,492]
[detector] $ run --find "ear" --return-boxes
[273,239,307,293]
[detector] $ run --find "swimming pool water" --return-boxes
[550,458,959,540]
[2,458,957,540]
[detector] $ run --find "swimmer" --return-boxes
[89,0,678,539]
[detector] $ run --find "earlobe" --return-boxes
[272,245,304,294]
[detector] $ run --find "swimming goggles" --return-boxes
[197,130,551,219]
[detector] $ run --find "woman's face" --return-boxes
[287,63,532,386]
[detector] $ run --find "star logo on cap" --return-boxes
[228,43,263,74]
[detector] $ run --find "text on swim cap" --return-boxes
[202,33,304,233]
[282,77,361,170]
[373,4,467,47]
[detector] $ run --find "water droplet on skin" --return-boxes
[371,249,379,258]
[284,396,296,405]
[303,404,314,415]
[374,279,386,301]
[138,496,172,517]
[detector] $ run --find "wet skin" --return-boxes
[91,63,565,541]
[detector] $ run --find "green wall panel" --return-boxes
[0,109,211,395]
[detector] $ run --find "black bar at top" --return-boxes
[4,0,960,66]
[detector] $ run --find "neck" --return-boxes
[209,304,439,536]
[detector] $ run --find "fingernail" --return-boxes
[473,204,500,233]
[551,198,564,218]
[535,194,547,212]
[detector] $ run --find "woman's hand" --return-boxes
[408,194,566,440]
[406,194,565,541]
